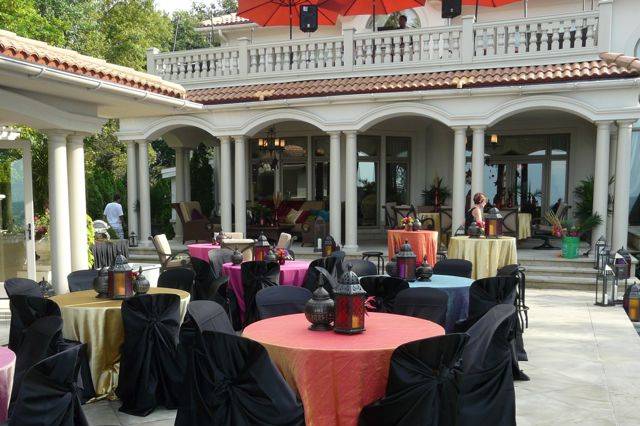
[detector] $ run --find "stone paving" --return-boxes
[4,288,640,425]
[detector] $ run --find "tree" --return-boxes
[0,0,66,44]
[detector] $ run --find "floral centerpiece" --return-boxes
[545,210,601,259]
[34,210,49,241]
[401,216,414,231]
[275,247,287,265]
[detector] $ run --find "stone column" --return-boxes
[46,131,72,293]
[126,141,139,238]
[344,131,358,252]
[470,126,485,197]
[452,126,468,231]
[607,127,618,243]
[137,140,152,243]
[592,121,611,245]
[67,133,89,271]
[183,149,192,201]
[379,136,387,227]
[173,147,185,241]
[612,120,635,250]
[233,136,247,236]
[329,131,342,246]
[219,137,232,231]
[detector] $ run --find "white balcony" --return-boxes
[147,8,609,88]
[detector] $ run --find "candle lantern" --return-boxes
[265,249,278,263]
[322,235,336,257]
[396,240,417,281]
[93,267,109,298]
[467,221,483,238]
[333,266,366,334]
[594,236,606,270]
[128,231,138,247]
[625,284,640,321]
[107,254,134,299]
[133,266,150,295]
[231,249,243,265]
[454,225,466,236]
[304,269,335,331]
[38,276,54,297]
[484,207,503,238]
[615,247,632,280]
[253,232,271,261]
[595,252,617,307]
[416,256,434,282]
[385,256,398,277]
[215,231,227,245]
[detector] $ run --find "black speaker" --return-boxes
[442,0,462,19]
[300,4,318,32]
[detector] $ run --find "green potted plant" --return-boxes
[421,176,451,210]
[545,210,601,259]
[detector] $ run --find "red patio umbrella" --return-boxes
[326,0,426,31]
[238,0,340,39]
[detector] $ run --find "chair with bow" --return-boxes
[157,267,196,294]
[67,269,98,292]
[240,261,280,327]
[4,278,42,298]
[433,259,473,278]
[342,259,378,277]
[359,276,409,313]
[393,287,449,328]
[256,286,312,319]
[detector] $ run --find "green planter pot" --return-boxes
[562,236,580,259]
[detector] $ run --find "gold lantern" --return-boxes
[484,207,503,238]
[108,254,134,299]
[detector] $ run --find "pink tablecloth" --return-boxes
[187,243,220,262]
[222,260,310,320]
[0,347,16,422]
[244,313,444,426]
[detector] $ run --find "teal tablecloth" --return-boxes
[409,274,473,332]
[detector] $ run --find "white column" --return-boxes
[592,121,611,245]
[306,136,313,201]
[233,136,247,236]
[46,131,72,294]
[183,149,191,201]
[329,131,342,246]
[137,140,152,243]
[607,127,618,243]
[22,141,36,281]
[67,134,89,271]
[126,141,139,238]
[219,137,232,231]
[612,120,635,250]
[344,131,358,252]
[379,136,387,227]
[173,147,185,241]
[452,126,468,231]
[471,126,485,197]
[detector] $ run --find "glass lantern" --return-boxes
[128,231,138,247]
[108,254,134,299]
[626,284,640,321]
[615,247,632,280]
[484,207,503,238]
[253,232,271,261]
[333,266,367,334]
[396,240,417,281]
[322,235,336,257]
[594,236,606,270]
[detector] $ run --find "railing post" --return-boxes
[342,27,355,71]
[146,47,159,74]
[461,15,475,63]
[597,0,612,52]
[237,37,250,76]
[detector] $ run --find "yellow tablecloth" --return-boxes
[416,212,441,233]
[518,213,532,240]
[447,236,518,280]
[51,288,190,400]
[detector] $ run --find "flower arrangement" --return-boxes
[34,210,50,240]
[401,216,414,231]
[275,247,288,265]
[544,210,601,238]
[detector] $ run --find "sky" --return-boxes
[155,0,194,14]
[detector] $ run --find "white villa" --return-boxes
[2,0,640,293]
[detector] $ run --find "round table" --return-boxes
[447,236,517,280]
[408,274,473,332]
[387,229,438,265]
[51,288,190,399]
[222,260,310,321]
[243,313,444,426]
[187,243,220,262]
[0,348,15,422]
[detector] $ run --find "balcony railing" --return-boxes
[148,8,608,87]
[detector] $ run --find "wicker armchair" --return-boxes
[172,201,212,244]
[151,234,191,272]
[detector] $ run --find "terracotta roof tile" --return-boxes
[0,30,185,99]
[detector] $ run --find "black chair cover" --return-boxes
[393,288,449,328]
[256,286,312,319]
[433,259,473,278]
[210,248,234,279]
[191,257,230,307]
[240,261,280,327]
[183,300,235,335]
[496,264,529,361]
[343,259,378,277]
[175,330,304,426]
[157,267,195,293]
[359,333,468,426]
[67,269,98,293]
[360,276,409,313]
[458,305,516,426]
[302,257,339,294]
[331,250,347,276]
[9,344,89,426]
[4,278,42,298]
[8,295,61,353]
[117,294,183,416]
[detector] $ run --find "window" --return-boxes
[357,136,380,226]
[630,123,640,225]
[312,136,329,201]
[386,137,410,205]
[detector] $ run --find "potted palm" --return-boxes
[545,210,601,259]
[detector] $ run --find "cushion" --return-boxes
[296,210,311,224]
[316,210,330,222]
[191,208,205,220]
[286,209,302,224]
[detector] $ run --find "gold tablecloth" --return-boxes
[416,212,441,233]
[518,213,532,240]
[447,236,518,280]
[51,288,190,400]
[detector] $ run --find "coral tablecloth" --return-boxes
[222,260,310,320]
[0,348,15,422]
[448,236,518,279]
[187,243,220,262]
[51,288,190,399]
[387,229,438,265]
[409,274,473,332]
[518,213,532,240]
[243,313,444,426]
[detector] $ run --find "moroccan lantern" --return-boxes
[322,235,336,257]
[416,256,434,282]
[93,267,109,298]
[265,249,278,263]
[396,240,417,281]
[231,249,243,265]
[385,256,398,277]
[304,269,335,331]
[333,266,366,334]
[594,236,606,270]
[38,276,54,297]
[253,232,271,261]
[128,231,138,247]
[615,247,632,280]
[467,221,483,238]
[625,284,640,321]
[215,231,227,245]
[133,266,150,295]
[107,254,134,299]
[484,207,503,238]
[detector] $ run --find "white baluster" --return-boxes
[486,29,495,57]
[392,36,401,62]
[540,23,550,51]
[367,38,375,65]
[585,17,595,48]
[497,26,506,56]
[441,32,450,59]
[275,46,283,71]
[309,45,317,69]
[561,20,571,50]
[327,42,335,67]
[300,44,308,70]
[337,41,344,67]
[249,49,257,73]
[355,39,363,65]
[404,35,413,61]
[291,44,300,70]
[527,23,537,52]
[551,21,560,50]
[451,30,460,59]
[507,25,516,54]
[515,25,524,54]
[383,37,391,63]
[475,28,485,57]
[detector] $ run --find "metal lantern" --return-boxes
[253,232,271,261]
[133,266,150,295]
[416,256,434,282]
[412,217,422,231]
[615,247,632,280]
[385,256,398,277]
[396,240,417,281]
[625,284,640,321]
[484,207,503,238]
[454,225,466,236]
[594,236,606,269]
[322,235,336,257]
[333,266,366,334]
[93,267,109,298]
[304,269,335,331]
[265,249,278,263]
[128,231,138,247]
[231,249,243,265]
[595,252,617,307]
[107,255,134,299]
[215,231,227,245]
[38,276,54,297]
[467,221,483,238]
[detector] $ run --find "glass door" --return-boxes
[357,136,380,227]
[515,161,544,217]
